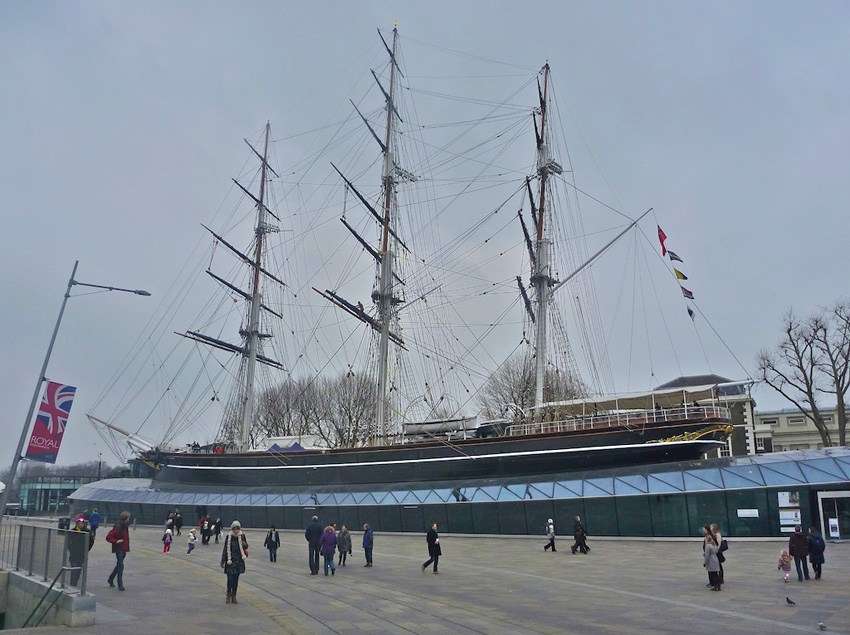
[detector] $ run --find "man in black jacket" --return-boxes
[305,516,323,575]
[421,522,441,574]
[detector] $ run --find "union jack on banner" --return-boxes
[25,380,77,464]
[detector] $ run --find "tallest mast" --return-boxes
[532,64,552,408]
[240,122,271,451]
[374,27,400,444]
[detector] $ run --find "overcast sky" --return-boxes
[2,1,849,468]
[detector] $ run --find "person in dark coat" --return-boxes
[105,511,131,591]
[221,520,249,604]
[174,511,183,536]
[788,525,810,582]
[264,526,281,563]
[572,515,589,554]
[201,519,211,545]
[319,526,338,576]
[362,523,374,567]
[337,525,352,566]
[807,527,826,580]
[421,522,441,574]
[67,516,89,587]
[305,515,323,575]
[213,518,222,544]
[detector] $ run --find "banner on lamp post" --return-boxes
[24,380,77,464]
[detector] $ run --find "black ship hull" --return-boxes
[144,418,727,487]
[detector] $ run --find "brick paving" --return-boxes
[7,526,849,634]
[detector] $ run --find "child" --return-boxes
[162,527,173,554]
[777,549,791,583]
[187,528,198,554]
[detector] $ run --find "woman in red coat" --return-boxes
[105,511,131,591]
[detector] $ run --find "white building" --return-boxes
[754,407,846,453]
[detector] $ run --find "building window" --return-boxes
[761,419,777,427]
[719,445,732,457]
[787,416,805,425]
[756,437,766,452]
[774,445,783,452]
[821,415,833,424]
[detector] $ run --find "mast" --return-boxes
[239,122,271,452]
[532,64,552,408]
[374,27,400,444]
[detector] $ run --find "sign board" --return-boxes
[778,491,799,508]
[737,509,759,518]
[828,517,840,539]
[24,380,77,464]
[779,509,801,525]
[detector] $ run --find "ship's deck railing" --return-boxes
[506,405,731,437]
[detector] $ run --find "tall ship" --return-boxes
[87,28,739,490]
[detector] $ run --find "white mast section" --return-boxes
[532,64,552,408]
[374,27,400,445]
[240,122,272,452]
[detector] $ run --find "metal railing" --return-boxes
[507,405,731,437]
[0,517,89,595]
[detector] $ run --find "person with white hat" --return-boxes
[544,518,556,552]
[220,520,249,604]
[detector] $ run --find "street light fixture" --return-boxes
[0,260,150,523]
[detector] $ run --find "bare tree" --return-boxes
[758,312,832,446]
[478,352,584,419]
[813,303,850,445]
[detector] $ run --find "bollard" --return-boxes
[15,523,24,571]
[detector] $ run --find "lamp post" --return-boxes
[0,260,150,524]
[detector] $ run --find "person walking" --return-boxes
[572,515,589,554]
[174,511,184,536]
[788,525,810,582]
[362,523,374,567]
[88,508,102,539]
[105,511,131,591]
[264,526,281,563]
[777,549,792,583]
[213,518,222,544]
[421,522,441,574]
[201,519,211,545]
[710,523,727,584]
[68,516,89,587]
[807,527,825,580]
[702,525,721,591]
[187,528,198,554]
[162,527,173,554]
[543,518,556,552]
[337,525,352,567]
[320,526,338,576]
[221,520,249,604]
[305,515,323,575]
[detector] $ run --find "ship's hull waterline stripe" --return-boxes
[165,440,723,471]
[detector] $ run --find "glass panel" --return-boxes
[721,466,764,488]
[554,480,583,498]
[335,493,355,505]
[316,493,335,505]
[280,494,299,505]
[503,484,528,500]
[529,482,554,498]
[374,491,396,504]
[266,494,283,505]
[527,483,553,499]
[834,457,850,479]
[648,471,684,493]
[249,494,268,506]
[683,468,723,491]
[497,486,522,501]
[353,492,376,504]
[800,459,846,484]
[759,461,805,484]
[615,475,648,495]
[418,489,446,503]
[390,490,410,503]
[584,477,614,496]
[235,494,251,506]
[469,487,498,502]
[396,491,420,504]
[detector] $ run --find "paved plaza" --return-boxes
[7,525,850,634]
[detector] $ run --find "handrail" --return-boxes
[506,406,731,437]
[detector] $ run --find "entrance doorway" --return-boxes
[817,491,850,540]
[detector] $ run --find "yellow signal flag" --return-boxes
[674,268,688,281]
